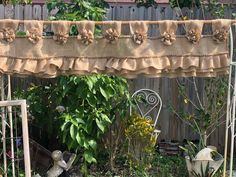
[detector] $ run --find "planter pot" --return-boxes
[185,148,224,177]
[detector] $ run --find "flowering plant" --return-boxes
[125,113,156,170]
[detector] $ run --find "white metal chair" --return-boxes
[130,89,162,139]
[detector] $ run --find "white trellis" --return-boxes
[0,75,31,177]
[223,25,236,177]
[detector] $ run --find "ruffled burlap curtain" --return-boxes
[0,19,231,78]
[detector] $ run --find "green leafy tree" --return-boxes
[171,77,228,147]
[169,0,200,8]
[169,0,225,19]
[47,0,108,21]
[135,0,158,7]
[0,0,31,4]
[55,75,132,175]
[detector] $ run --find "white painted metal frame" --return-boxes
[0,99,31,177]
[223,26,235,177]
[130,89,162,137]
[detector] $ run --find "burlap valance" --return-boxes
[0,19,231,78]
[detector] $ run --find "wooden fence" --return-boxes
[1,4,235,152]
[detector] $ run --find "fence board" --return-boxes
[33,5,42,20]
[42,4,48,20]
[4,5,14,19]
[14,5,24,20]
[24,5,32,20]
[0,5,4,19]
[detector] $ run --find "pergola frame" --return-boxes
[223,25,236,177]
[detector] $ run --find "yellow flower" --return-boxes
[184,99,188,104]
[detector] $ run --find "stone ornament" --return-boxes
[77,21,95,45]
[185,147,224,177]
[159,20,177,46]
[52,21,71,44]
[46,150,76,177]
[25,21,43,44]
[185,20,203,44]
[130,21,148,45]
[212,19,231,43]
[0,19,19,43]
[102,21,121,43]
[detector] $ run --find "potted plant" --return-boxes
[171,77,227,176]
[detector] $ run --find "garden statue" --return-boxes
[32,150,76,177]
[46,150,76,177]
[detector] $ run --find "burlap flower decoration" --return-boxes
[213,29,227,43]
[161,32,176,45]
[132,31,147,45]
[159,21,177,46]
[52,21,70,45]
[185,20,203,44]
[77,21,95,45]
[186,29,201,44]
[26,27,42,44]
[212,20,231,43]
[53,32,69,44]
[104,28,119,43]
[102,22,121,44]
[130,21,148,45]
[0,27,15,42]
[0,20,19,43]
[79,29,94,45]
[24,21,43,44]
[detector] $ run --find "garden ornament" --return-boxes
[185,147,224,177]
[195,147,215,161]
[130,89,162,139]
[46,150,76,177]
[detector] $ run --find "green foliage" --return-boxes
[15,75,132,175]
[47,0,108,21]
[179,141,202,161]
[207,0,225,18]
[15,84,58,147]
[169,0,225,19]
[57,75,131,163]
[169,0,200,8]
[0,164,25,177]
[0,0,31,4]
[151,154,188,177]
[191,162,214,177]
[135,0,158,8]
